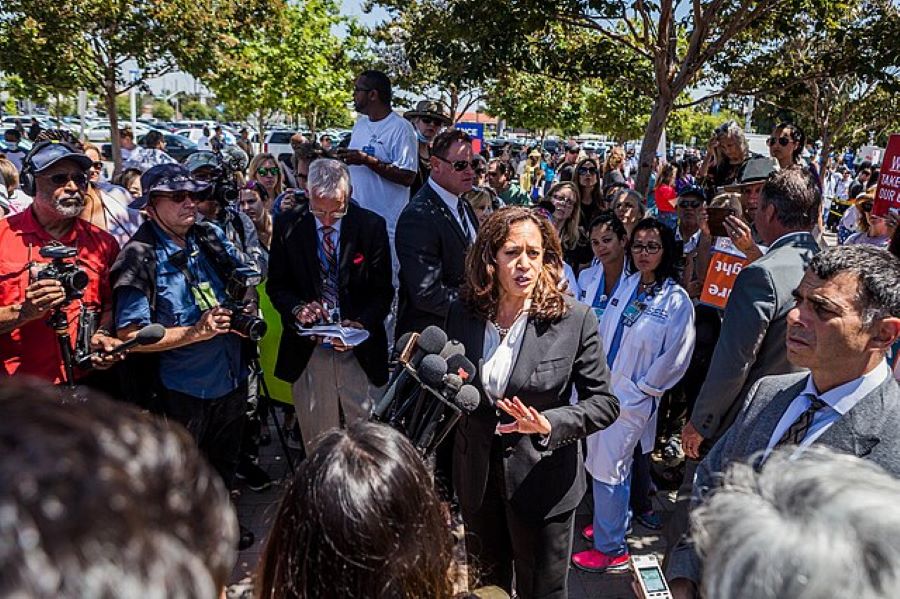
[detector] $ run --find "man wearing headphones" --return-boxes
[111,163,257,550]
[0,141,123,383]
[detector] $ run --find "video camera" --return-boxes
[35,244,88,303]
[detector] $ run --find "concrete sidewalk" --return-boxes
[227,419,675,598]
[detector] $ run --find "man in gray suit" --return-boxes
[667,244,900,598]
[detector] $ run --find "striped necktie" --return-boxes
[774,394,829,449]
[320,225,338,310]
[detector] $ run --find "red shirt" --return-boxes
[0,208,119,383]
[656,184,678,214]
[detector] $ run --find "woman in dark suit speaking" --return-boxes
[445,206,620,599]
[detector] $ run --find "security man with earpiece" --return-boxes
[0,141,123,383]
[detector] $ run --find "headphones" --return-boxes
[19,140,80,197]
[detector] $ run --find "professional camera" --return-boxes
[35,244,89,302]
[183,146,248,206]
[223,265,268,341]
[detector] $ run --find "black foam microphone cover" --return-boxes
[439,339,465,360]
[417,354,448,387]
[415,325,448,359]
[446,354,476,382]
[454,384,481,413]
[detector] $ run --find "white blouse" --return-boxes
[481,307,530,404]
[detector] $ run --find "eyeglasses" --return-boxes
[310,208,347,219]
[42,172,88,188]
[434,155,476,172]
[767,136,792,147]
[153,191,194,204]
[550,194,575,206]
[860,202,873,212]
[420,117,442,126]
[578,167,599,176]
[256,166,280,177]
[679,200,704,209]
[631,242,662,255]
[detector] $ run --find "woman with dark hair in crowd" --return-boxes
[575,157,605,228]
[768,122,806,171]
[654,162,679,231]
[238,180,272,249]
[611,189,646,239]
[116,167,144,200]
[576,212,629,320]
[445,206,619,598]
[573,218,695,574]
[79,141,143,248]
[257,422,455,598]
[547,181,592,274]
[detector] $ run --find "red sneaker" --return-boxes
[581,523,594,541]
[571,549,631,573]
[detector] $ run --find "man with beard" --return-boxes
[404,100,451,196]
[0,141,122,383]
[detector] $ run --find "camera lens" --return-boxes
[231,312,268,341]
[65,270,90,292]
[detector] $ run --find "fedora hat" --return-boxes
[404,100,451,125]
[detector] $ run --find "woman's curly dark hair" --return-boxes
[461,206,568,322]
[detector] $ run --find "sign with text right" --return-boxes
[873,134,900,217]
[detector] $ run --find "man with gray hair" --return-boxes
[668,244,900,598]
[267,158,393,451]
[693,446,900,599]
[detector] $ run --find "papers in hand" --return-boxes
[295,324,369,346]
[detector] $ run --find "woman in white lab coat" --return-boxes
[576,211,629,323]
[572,217,696,573]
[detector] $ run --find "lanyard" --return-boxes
[589,270,621,321]
[606,285,651,369]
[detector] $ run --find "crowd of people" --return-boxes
[2,67,900,599]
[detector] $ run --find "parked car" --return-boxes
[174,127,236,146]
[263,129,296,157]
[87,122,154,143]
[101,133,198,162]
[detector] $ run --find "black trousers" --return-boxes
[462,444,575,599]
[162,381,248,490]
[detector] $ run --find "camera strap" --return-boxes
[154,227,219,312]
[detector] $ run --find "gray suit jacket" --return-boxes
[668,371,900,584]
[690,232,820,443]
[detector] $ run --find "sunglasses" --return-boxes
[91,161,103,170]
[578,167,599,175]
[43,172,88,188]
[631,242,662,255]
[153,191,194,204]
[256,166,280,177]
[860,202,873,212]
[680,200,704,209]
[767,136,792,147]
[419,117,443,126]
[434,155,477,172]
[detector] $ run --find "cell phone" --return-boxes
[631,555,673,599]
[706,206,735,238]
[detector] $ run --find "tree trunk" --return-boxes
[635,95,673,195]
[105,77,122,178]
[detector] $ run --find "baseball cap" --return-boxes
[677,185,707,203]
[131,164,212,209]
[27,141,93,173]
[724,156,778,191]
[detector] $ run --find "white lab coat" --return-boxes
[576,261,628,306]
[584,271,696,484]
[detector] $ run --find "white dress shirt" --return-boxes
[481,306,530,405]
[764,359,891,458]
[428,178,476,243]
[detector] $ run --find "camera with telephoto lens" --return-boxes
[36,244,89,303]
[223,266,268,341]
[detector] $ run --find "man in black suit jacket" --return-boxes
[667,245,900,598]
[267,159,393,451]
[395,129,479,338]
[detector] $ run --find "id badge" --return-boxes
[622,301,643,327]
[592,306,606,320]
[362,145,376,156]
[191,281,219,310]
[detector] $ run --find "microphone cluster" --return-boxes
[372,325,480,456]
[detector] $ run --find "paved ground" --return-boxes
[226,412,676,598]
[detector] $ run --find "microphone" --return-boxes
[371,327,447,422]
[391,332,414,363]
[446,354,476,382]
[76,323,165,368]
[404,354,448,430]
[419,384,481,453]
[439,339,465,360]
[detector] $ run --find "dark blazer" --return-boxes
[690,232,820,443]
[445,297,620,523]
[395,181,478,338]
[668,371,900,584]
[266,203,394,386]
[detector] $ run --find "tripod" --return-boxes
[48,306,77,390]
[250,358,296,474]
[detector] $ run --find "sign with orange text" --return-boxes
[699,251,750,310]
[873,134,900,217]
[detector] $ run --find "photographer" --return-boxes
[111,163,259,550]
[0,141,123,384]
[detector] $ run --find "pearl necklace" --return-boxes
[490,308,526,339]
